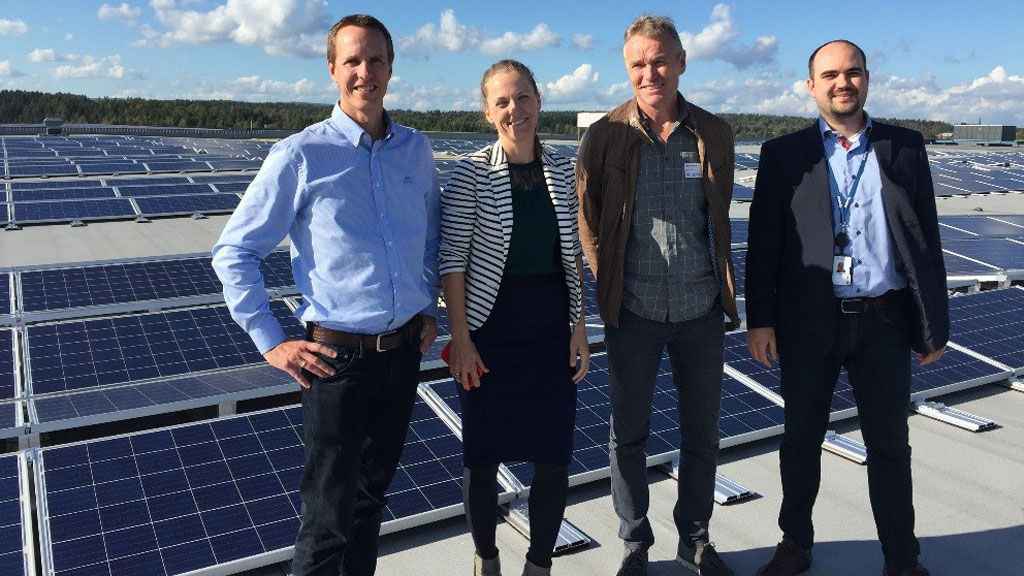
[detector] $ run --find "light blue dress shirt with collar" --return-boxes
[819,115,906,298]
[212,104,441,354]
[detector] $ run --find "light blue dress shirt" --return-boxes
[820,116,906,298]
[212,105,441,354]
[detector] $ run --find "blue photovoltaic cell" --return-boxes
[31,365,292,427]
[0,454,26,576]
[938,222,982,241]
[20,250,294,313]
[103,177,192,188]
[8,180,105,190]
[135,194,240,215]
[207,159,263,171]
[26,301,304,395]
[39,398,464,576]
[7,164,78,177]
[211,182,250,194]
[143,161,211,172]
[731,219,749,246]
[943,251,1000,277]
[10,187,116,202]
[732,183,754,201]
[1,273,10,316]
[12,198,136,223]
[188,174,254,184]
[723,331,857,414]
[76,161,146,175]
[427,351,784,487]
[1,204,8,225]
[943,238,1024,271]
[1,330,16,400]
[937,216,1024,238]
[116,183,217,197]
[947,287,1024,371]
[836,346,1007,398]
[731,250,746,297]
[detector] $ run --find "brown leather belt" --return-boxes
[837,289,907,314]
[307,314,422,353]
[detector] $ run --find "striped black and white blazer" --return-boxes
[439,141,583,330]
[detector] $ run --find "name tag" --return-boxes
[832,255,853,286]
[684,162,702,179]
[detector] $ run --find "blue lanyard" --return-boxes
[825,138,871,244]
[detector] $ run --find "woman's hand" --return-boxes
[450,333,488,391]
[569,321,590,384]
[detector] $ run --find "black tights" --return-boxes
[462,463,569,568]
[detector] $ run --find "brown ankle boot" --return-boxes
[474,552,502,576]
[521,558,551,576]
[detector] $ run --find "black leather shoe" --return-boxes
[756,540,812,576]
[614,548,648,576]
[677,541,736,576]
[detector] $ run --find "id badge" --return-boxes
[832,255,853,286]
[684,162,702,179]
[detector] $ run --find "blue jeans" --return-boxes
[778,294,919,571]
[290,337,421,576]
[605,304,725,550]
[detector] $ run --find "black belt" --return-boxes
[837,289,907,314]
[307,314,422,352]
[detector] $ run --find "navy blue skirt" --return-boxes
[457,274,577,466]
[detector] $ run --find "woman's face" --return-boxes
[483,70,540,148]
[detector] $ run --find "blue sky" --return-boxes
[2,1,1023,123]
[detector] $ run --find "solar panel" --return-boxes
[7,164,78,177]
[731,250,746,297]
[7,180,104,190]
[938,216,1024,238]
[20,250,296,315]
[207,159,263,171]
[103,177,192,188]
[116,183,217,197]
[30,365,295,432]
[1,204,9,225]
[835,346,1010,401]
[211,182,250,194]
[1,329,17,401]
[944,238,1024,271]
[943,250,1002,278]
[143,161,212,173]
[1,273,11,316]
[77,161,146,176]
[37,397,467,576]
[938,221,981,241]
[947,287,1024,372]
[24,301,304,395]
[730,219,749,247]
[732,183,754,201]
[0,453,30,576]
[10,187,117,202]
[11,198,137,224]
[135,194,240,216]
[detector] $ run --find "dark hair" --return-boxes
[624,14,684,57]
[327,14,394,65]
[808,39,867,78]
[480,59,540,105]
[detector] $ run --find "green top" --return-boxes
[504,159,561,277]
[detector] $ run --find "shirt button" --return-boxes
[854,203,860,208]
[858,259,863,264]
[387,241,393,246]
[857,230,862,235]
[856,289,862,294]
[379,212,385,218]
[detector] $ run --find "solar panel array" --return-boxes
[0,454,29,576]
[947,287,1024,372]
[36,396,470,576]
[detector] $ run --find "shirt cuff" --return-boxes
[249,320,290,355]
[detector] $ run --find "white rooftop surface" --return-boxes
[2,143,1023,576]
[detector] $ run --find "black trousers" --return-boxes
[778,293,920,571]
[290,338,421,576]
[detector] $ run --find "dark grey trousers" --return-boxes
[605,304,725,550]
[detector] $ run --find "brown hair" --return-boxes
[624,14,684,56]
[480,59,540,105]
[808,39,867,78]
[327,14,394,65]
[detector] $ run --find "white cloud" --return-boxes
[678,4,777,70]
[0,61,12,76]
[385,76,478,111]
[65,33,76,41]
[544,64,600,103]
[53,54,136,79]
[134,0,328,58]
[480,23,560,56]
[98,3,143,25]
[230,75,321,99]
[398,9,479,55]
[572,34,593,50]
[28,48,65,63]
[0,18,28,35]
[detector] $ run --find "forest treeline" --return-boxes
[0,89,996,141]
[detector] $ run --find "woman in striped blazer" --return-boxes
[439,60,589,576]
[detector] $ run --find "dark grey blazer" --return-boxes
[745,121,949,355]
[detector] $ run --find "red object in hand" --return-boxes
[440,341,484,376]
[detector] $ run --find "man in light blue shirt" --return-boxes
[211,14,439,576]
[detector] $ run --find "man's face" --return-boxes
[806,41,869,123]
[328,25,392,124]
[623,33,686,116]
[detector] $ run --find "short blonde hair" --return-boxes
[624,14,684,56]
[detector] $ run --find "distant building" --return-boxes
[576,112,607,139]
[42,117,63,135]
[952,124,1016,144]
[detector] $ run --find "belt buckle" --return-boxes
[375,329,397,352]
[840,299,863,314]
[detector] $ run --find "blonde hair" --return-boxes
[624,14,684,56]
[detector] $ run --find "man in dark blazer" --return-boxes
[746,39,948,576]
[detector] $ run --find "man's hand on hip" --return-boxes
[264,339,337,389]
[747,327,778,368]
[419,315,438,354]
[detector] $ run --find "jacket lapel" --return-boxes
[486,142,514,255]
[800,124,832,225]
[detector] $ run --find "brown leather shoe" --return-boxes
[756,540,812,576]
[882,563,930,576]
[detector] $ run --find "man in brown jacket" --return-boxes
[576,14,738,576]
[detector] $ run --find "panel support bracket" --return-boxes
[912,399,997,432]
[502,497,591,555]
[823,431,867,464]
[659,459,756,504]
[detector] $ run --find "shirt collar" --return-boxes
[818,113,873,148]
[331,102,394,147]
[637,93,690,140]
